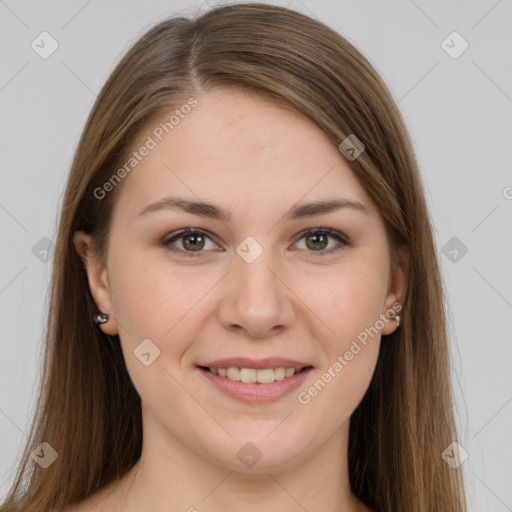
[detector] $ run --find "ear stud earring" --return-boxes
[95,312,109,325]
[390,312,401,328]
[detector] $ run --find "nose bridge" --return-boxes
[217,233,295,336]
[235,234,282,306]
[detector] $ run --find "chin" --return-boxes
[201,431,311,474]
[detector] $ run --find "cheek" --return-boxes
[109,250,231,395]
[110,256,206,404]
[296,265,383,421]
[294,252,388,404]
[302,261,389,345]
[109,244,202,332]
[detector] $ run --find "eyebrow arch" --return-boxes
[136,195,369,221]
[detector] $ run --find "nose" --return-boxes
[216,242,296,339]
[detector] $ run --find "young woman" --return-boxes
[1,3,467,511]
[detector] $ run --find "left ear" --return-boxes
[381,243,409,336]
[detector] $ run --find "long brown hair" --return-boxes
[1,3,467,511]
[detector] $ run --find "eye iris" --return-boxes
[183,233,205,251]
[306,232,328,251]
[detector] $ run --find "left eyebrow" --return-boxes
[284,198,369,220]
[136,195,369,221]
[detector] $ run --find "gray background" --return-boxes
[1,0,511,510]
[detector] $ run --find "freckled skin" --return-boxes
[74,89,407,512]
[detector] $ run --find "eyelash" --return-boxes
[161,227,352,258]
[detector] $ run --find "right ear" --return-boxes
[73,231,118,335]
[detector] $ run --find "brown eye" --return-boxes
[162,227,351,259]
[305,232,329,251]
[294,228,352,257]
[182,232,206,251]
[163,229,218,257]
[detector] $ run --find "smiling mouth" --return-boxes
[198,365,312,384]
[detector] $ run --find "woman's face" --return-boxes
[75,88,406,473]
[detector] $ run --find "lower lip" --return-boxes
[198,367,313,404]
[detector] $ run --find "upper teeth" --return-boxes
[210,367,298,383]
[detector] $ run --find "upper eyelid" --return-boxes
[163,228,219,245]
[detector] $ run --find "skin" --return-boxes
[72,88,408,512]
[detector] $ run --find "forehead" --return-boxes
[111,89,377,221]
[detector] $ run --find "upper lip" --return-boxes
[198,357,312,370]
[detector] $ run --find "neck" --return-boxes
[110,410,366,512]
